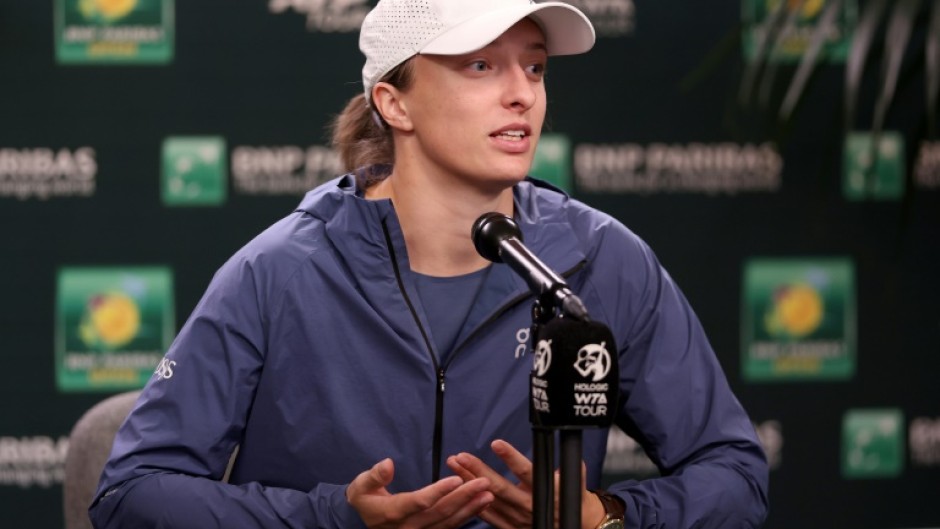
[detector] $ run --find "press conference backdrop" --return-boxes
[1,1,939,527]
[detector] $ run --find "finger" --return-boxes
[491,439,534,490]
[406,478,494,528]
[451,452,532,525]
[445,455,477,482]
[379,474,466,522]
[347,458,394,500]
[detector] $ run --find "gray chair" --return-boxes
[62,390,239,529]
[63,390,142,529]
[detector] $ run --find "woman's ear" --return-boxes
[372,82,413,132]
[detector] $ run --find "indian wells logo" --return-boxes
[55,0,174,64]
[79,291,141,350]
[742,258,855,381]
[842,409,905,478]
[763,283,824,339]
[79,0,138,21]
[530,134,572,193]
[742,0,856,63]
[162,136,228,206]
[56,267,174,391]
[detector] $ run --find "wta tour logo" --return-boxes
[574,342,611,382]
[56,267,175,391]
[55,0,174,64]
[534,339,552,377]
[742,258,856,381]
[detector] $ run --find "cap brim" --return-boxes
[419,2,595,57]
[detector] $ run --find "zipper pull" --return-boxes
[438,368,446,393]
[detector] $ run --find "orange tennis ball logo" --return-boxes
[79,291,141,349]
[79,0,138,22]
[764,283,824,338]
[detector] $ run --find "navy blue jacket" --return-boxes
[90,170,768,528]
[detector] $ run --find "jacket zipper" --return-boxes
[382,221,445,482]
[382,220,587,482]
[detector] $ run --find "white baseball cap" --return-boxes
[359,0,596,104]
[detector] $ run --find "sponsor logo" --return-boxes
[742,258,855,381]
[161,136,228,206]
[232,145,343,195]
[533,339,552,377]
[0,147,97,200]
[843,131,905,200]
[742,0,857,63]
[268,0,371,33]
[55,0,174,64]
[514,327,530,359]
[0,436,69,489]
[842,408,904,478]
[909,417,940,467]
[914,141,940,189]
[153,357,176,380]
[565,0,635,37]
[573,342,611,382]
[530,133,572,193]
[56,267,175,391]
[531,339,551,412]
[574,142,782,195]
[268,0,635,37]
[572,342,611,418]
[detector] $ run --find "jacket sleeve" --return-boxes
[88,253,367,529]
[592,225,769,529]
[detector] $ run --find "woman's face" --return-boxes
[399,18,548,193]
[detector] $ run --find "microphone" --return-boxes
[471,212,589,321]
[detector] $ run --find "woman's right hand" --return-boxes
[347,458,494,529]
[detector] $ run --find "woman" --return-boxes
[90,1,769,528]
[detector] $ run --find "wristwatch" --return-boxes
[592,490,626,529]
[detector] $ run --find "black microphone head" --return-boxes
[472,212,523,263]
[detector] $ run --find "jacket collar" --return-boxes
[295,167,587,308]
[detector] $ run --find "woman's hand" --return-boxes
[446,439,606,529]
[347,458,494,529]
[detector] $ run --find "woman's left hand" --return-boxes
[445,439,606,529]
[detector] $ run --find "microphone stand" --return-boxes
[530,285,613,529]
[469,211,616,529]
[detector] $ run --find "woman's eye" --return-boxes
[527,63,546,77]
[469,60,488,72]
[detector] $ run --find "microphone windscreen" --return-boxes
[530,317,619,429]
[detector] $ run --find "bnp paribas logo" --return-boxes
[843,131,906,201]
[55,0,174,64]
[842,408,905,478]
[742,0,856,63]
[55,267,175,392]
[161,136,228,206]
[741,258,855,381]
[530,133,572,193]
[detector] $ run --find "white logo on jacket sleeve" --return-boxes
[573,342,611,382]
[153,358,176,380]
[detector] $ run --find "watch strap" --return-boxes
[593,489,625,520]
